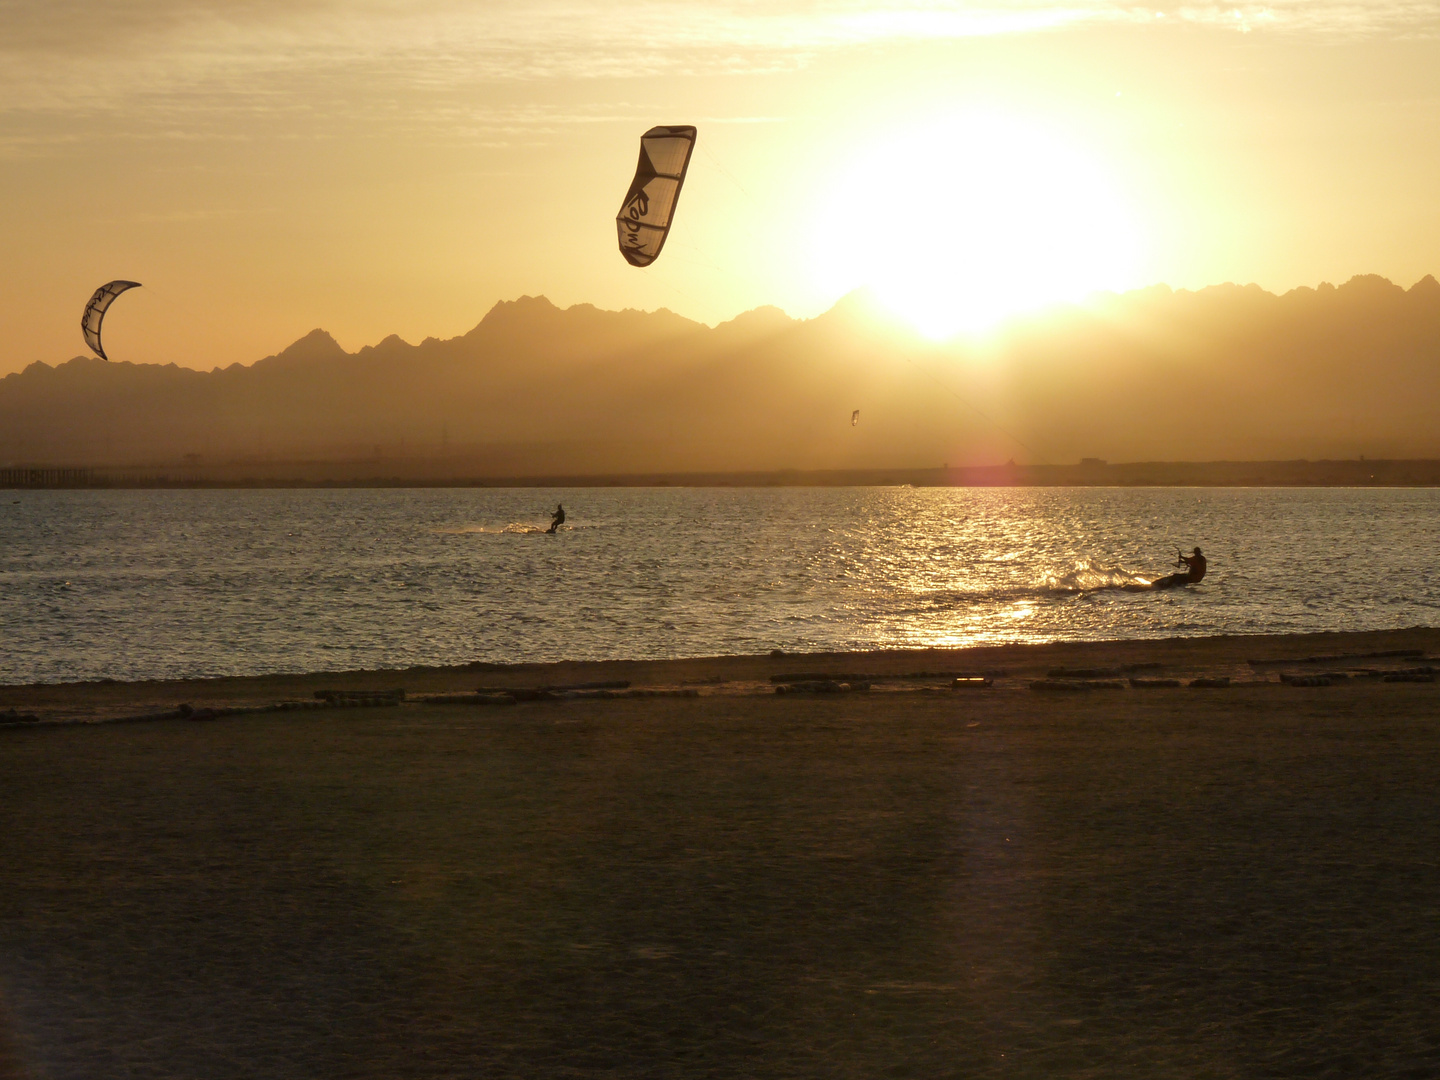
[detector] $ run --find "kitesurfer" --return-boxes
[1151,547,1206,590]
[546,503,565,535]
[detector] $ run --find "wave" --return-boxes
[1045,560,1152,593]
[433,523,567,535]
[502,522,575,535]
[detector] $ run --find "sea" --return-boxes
[2,487,1438,684]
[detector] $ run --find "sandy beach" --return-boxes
[2,628,1438,1077]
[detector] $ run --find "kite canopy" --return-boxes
[81,280,142,360]
[616,125,696,267]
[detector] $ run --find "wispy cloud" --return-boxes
[2,1,1436,143]
[1166,2,1440,33]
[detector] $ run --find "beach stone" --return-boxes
[478,687,556,702]
[422,693,516,706]
[314,689,405,704]
[775,680,868,695]
[771,672,880,684]
[1030,679,1090,692]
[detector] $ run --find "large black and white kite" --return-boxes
[616,126,696,267]
[81,280,142,360]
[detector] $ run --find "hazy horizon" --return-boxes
[7,271,1440,470]
[12,270,1440,375]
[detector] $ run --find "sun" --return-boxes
[809,110,1144,338]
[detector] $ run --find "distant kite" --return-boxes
[616,125,696,267]
[81,280,142,360]
[852,409,860,426]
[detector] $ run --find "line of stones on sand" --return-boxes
[426,682,704,707]
[1246,648,1426,667]
[1,696,402,728]
[769,671,997,695]
[1277,668,1436,686]
[1240,648,1438,687]
[0,683,698,727]
[1,671,990,727]
[1030,666,1436,692]
[5,657,1437,729]
[1032,662,1240,691]
[1028,653,1437,692]
[1031,677,1236,691]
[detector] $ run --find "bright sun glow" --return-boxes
[810,111,1144,338]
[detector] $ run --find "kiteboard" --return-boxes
[1149,574,1193,591]
[1121,575,1197,591]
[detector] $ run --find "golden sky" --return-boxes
[3,1,1439,373]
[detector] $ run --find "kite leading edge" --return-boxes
[81,280,142,361]
[616,126,696,267]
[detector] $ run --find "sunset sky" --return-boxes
[3,1,1439,374]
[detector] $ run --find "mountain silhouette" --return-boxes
[3,276,1439,472]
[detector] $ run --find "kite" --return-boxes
[81,280,142,360]
[616,125,696,267]
[852,410,860,426]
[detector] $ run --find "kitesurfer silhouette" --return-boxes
[546,503,565,535]
[1151,547,1206,590]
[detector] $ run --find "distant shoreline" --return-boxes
[6,459,1440,489]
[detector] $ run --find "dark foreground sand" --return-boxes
[2,629,1438,1078]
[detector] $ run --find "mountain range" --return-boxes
[3,274,1438,473]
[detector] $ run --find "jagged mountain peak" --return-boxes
[717,305,793,332]
[1338,273,1406,298]
[255,328,348,370]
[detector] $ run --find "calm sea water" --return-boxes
[2,487,1438,684]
